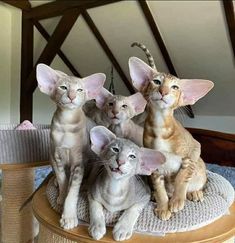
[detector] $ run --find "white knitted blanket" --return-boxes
[46,171,234,234]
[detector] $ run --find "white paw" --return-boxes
[60,214,79,230]
[113,223,133,241]
[89,222,106,240]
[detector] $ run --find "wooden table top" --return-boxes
[32,184,235,243]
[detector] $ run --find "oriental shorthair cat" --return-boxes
[37,64,106,229]
[129,57,214,220]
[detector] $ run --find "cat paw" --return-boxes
[113,223,133,241]
[60,214,79,230]
[169,197,185,213]
[89,222,106,240]
[187,190,204,202]
[154,207,172,221]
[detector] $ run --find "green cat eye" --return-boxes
[60,85,67,90]
[77,88,83,92]
[111,147,119,153]
[122,104,127,108]
[171,85,179,90]
[129,154,136,159]
[153,79,161,85]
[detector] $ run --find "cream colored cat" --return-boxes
[37,64,105,229]
[84,88,147,146]
[129,57,214,220]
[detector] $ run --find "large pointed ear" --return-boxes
[128,92,147,115]
[128,57,155,91]
[95,88,113,109]
[90,126,116,155]
[137,148,165,175]
[179,79,214,106]
[36,64,65,95]
[82,73,106,100]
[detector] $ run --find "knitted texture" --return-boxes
[0,124,50,164]
[46,171,234,234]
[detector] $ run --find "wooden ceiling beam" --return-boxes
[33,20,82,78]
[24,0,122,20]
[26,9,80,94]
[138,0,194,118]
[82,10,135,94]
[222,0,235,58]
[1,0,31,11]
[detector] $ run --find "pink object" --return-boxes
[15,120,36,130]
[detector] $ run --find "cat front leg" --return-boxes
[60,163,84,229]
[88,194,106,240]
[51,147,69,212]
[169,158,195,212]
[151,171,172,220]
[113,201,147,241]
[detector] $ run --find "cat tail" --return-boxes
[131,42,156,70]
[19,171,54,212]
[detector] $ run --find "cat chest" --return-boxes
[154,137,172,152]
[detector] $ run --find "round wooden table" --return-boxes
[33,184,235,243]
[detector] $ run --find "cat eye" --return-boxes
[153,79,161,85]
[129,154,136,159]
[171,85,179,90]
[77,88,83,92]
[122,104,127,109]
[111,147,119,153]
[60,85,67,90]
[108,102,113,106]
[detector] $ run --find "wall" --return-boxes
[0,4,12,123]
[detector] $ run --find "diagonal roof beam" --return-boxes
[82,10,135,94]
[138,0,194,118]
[33,20,82,78]
[222,0,235,58]
[24,0,122,20]
[1,0,31,10]
[26,8,80,94]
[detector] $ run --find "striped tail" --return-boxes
[131,42,156,70]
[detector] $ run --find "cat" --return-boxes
[36,64,106,229]
[88,126,166,241]
[128,56,214,220]
[84,88,147,146]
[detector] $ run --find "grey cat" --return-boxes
[88,126,165,241]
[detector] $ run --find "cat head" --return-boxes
[95,88,147,124]
[128,57,214,110]
[90,126,165,179]
[36,64,106,110]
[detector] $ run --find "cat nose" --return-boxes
[68,92,76,101]
[117,160,125,165]
[159,87,169,96]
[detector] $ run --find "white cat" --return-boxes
[36,64,106,229]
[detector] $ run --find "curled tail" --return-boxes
[131,42,156,70]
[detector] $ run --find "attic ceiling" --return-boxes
[2,0,235,119]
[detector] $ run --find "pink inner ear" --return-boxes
[138,148,165,175]
[36,64,59,95]
[180,79,214,106]
[90,126,116,154]
[128,92,147,114]
[82,73,106,100]
[95,88,113,109]
[128,57,155,91]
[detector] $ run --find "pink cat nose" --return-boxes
[159,87,169,96]
[117,160,125,165]
[68,92,76,101]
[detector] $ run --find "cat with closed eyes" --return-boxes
[129,57,214,220]
[84,88,147,146]
[88,126,166,241]
[36,64,106,229]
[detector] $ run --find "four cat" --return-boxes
[36,47,214,240]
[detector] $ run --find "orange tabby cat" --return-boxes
[129,57,214,220]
